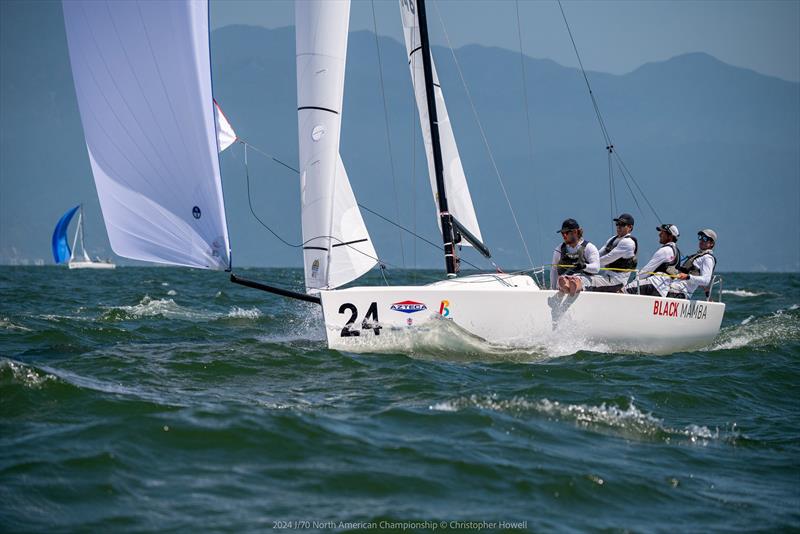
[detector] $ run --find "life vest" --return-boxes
[557,241,590,275]
[678,249,716,276]
[653,242,681,275]
[601,234,638,271]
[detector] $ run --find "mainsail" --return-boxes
[52,205,80,264]
[399,0,483,243]
[62,0,230,270]
[296,0,377,291]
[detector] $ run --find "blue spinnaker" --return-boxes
[52,205,80,264]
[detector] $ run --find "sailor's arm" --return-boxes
[637,247,673,280]
[599,237,635,266]
[583,243,600,275]
[689,255,714,287]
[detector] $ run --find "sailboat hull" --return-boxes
[68,261,116,270]
[319,275,724,355]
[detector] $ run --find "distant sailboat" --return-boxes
[51,205,116,269]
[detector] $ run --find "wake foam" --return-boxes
[330,315,618,361]
[256,305,326,344]
[429,394,732,444]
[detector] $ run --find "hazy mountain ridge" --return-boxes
[1,11,797,271]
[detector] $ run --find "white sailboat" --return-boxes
[61,0,724,355]
[51,204,115,269]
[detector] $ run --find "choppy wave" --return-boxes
[0,358,56,388]
[226,306,263,319]
[708,305,799,351]
[101,295,211,321]
[0,317,32,331]
[722,289,768,297]
[429,394,734,444]
[98,296,264,322]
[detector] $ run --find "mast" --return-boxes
[78,204,86,259]
[70,207,82,263]
[416,0,458,277]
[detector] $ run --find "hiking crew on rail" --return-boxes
[594,213,638,293]
[550,218,600,296]
[551,216,718,300]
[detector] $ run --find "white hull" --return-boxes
[68,260,116,270]
[319,275,724,355]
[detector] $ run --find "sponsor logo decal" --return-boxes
[653,300,708,320]
[407,318,413,326]
[390,300,427,314]
[439,300,450,317]
[311,259,319,279]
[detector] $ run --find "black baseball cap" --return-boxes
[614,213,634,226]
[557,218,580,233]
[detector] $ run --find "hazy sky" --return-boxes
[211,0,800,82]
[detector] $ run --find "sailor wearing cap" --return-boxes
[668,229,718,299]
[551,218,600,295]
[593,213,638,292]
[624,223,681,296]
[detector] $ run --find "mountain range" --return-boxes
[1,2,798,271]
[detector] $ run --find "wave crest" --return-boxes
[0,358,56,389]
[429,394,732,444]
[708,305,799,351]
[721,289,768,297]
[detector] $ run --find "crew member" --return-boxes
[668,229,717,299]
[550,218,600,295]
[625,224,681,296]
[594,213,637,292]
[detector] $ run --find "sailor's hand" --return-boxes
[676,273,689,280]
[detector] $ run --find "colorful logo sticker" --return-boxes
[439,300,450,317]
[390,300,427,314]
[311,259,319,279]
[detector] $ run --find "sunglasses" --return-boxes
[615,222,629,227]
[699,235,714,243]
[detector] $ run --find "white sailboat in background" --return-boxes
[61,0,724,355]
[51,204,115,269]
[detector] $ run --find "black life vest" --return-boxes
[653,242,681,274]
[557,241,591,275]
[678,249,716,276]
[601,234,638,271]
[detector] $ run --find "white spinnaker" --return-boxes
[62,0,230,270]
[296,0,376,291]
[399,0,482,243]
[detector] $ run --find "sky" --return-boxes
[211,0,800,83]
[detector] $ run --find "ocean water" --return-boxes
[1,267,798,532]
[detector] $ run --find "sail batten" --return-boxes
[296,0,377,291]
[399,0,483,244]
[62,0,230,270]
